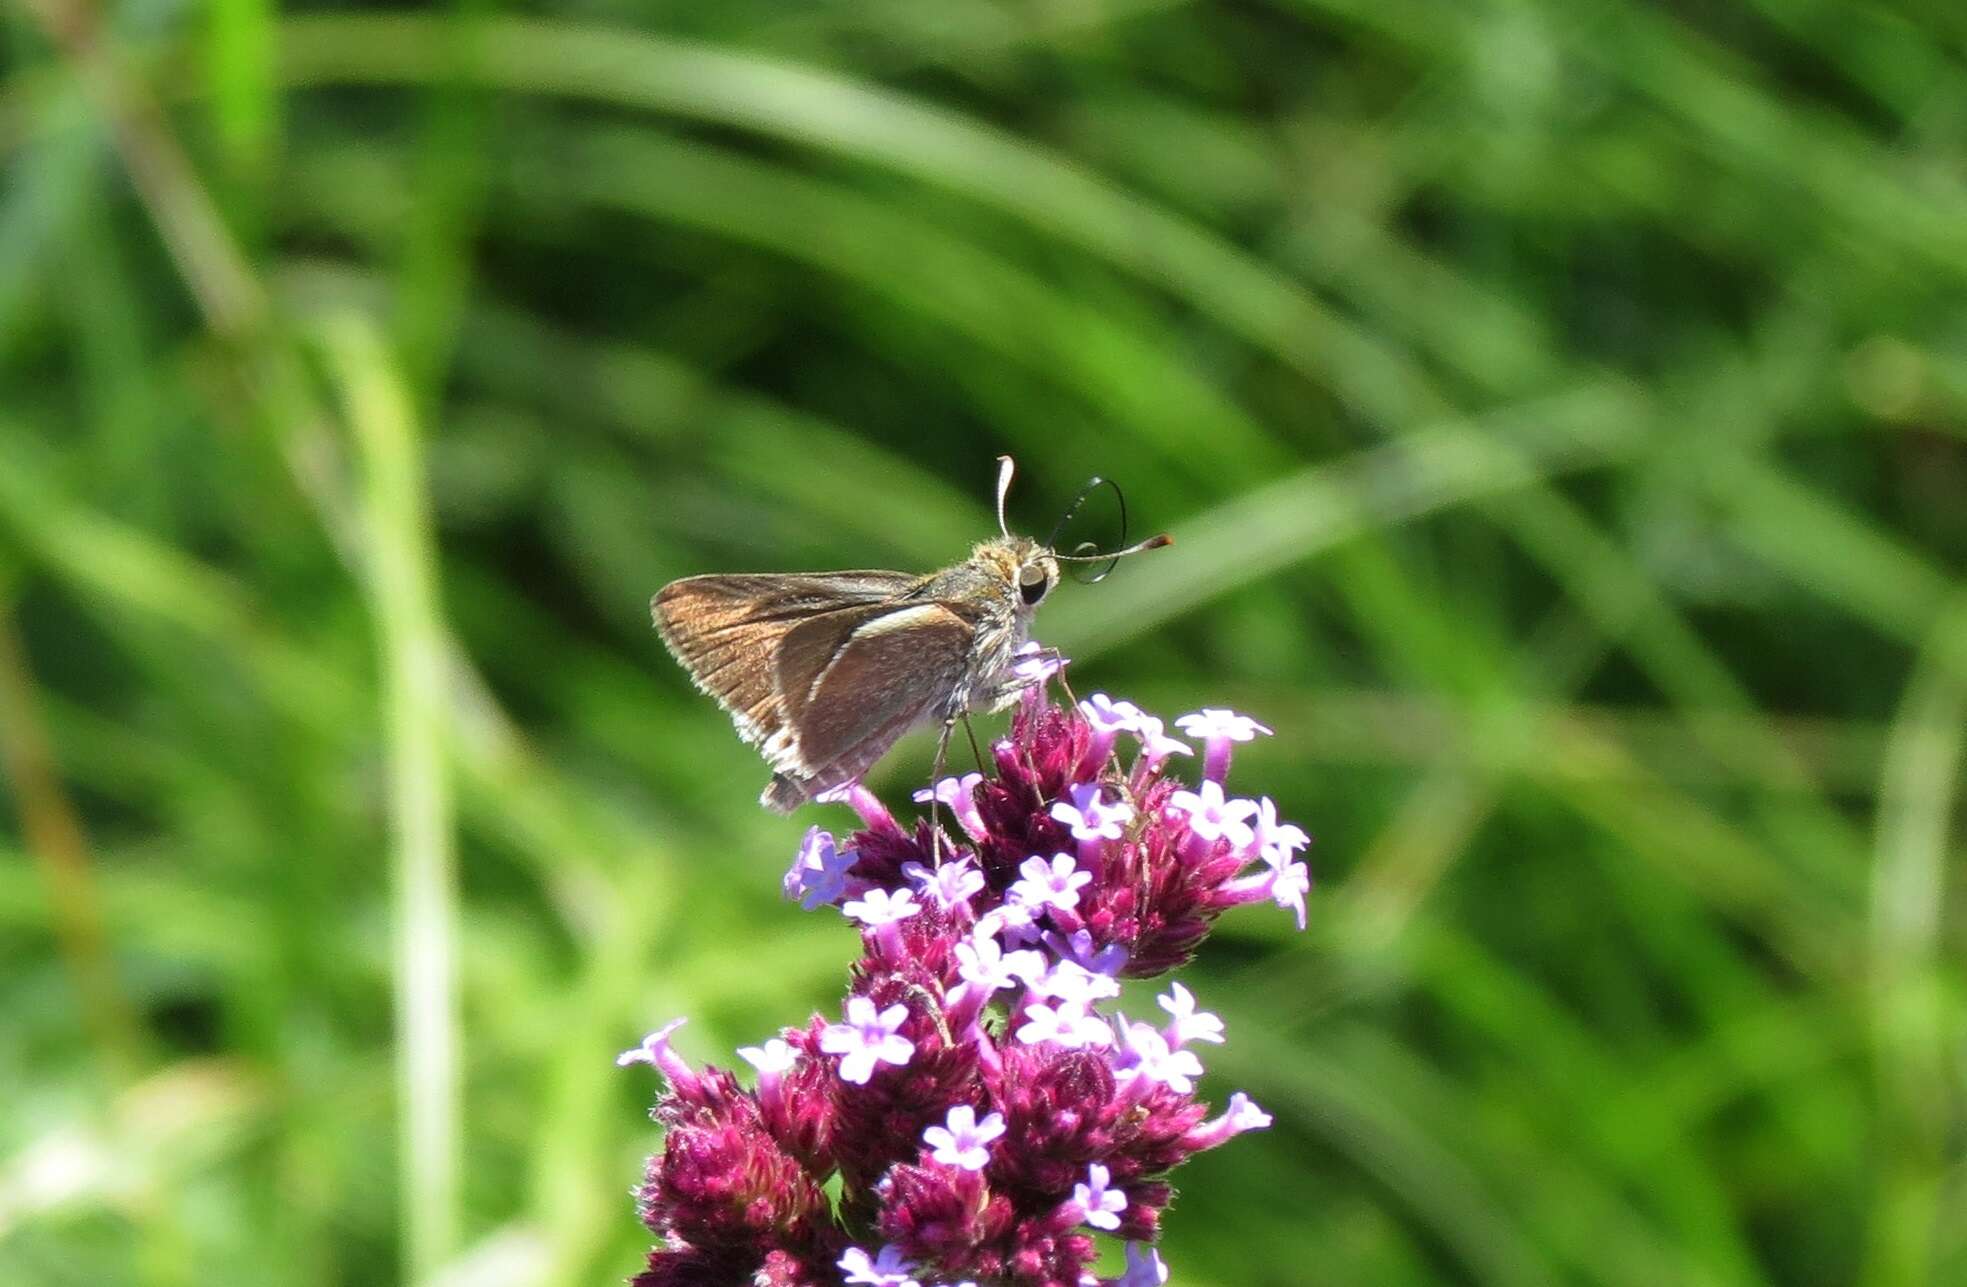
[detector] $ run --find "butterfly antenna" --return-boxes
[994,456,1016,538]
[1047,475,1118,551]
[1052,533,1175,562]
[1048,476,1172,582]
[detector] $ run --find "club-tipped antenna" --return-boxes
[994,456,1016,538]
[1052,533,1175,562]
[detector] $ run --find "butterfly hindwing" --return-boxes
[780,602,977,772]
[651,572,921,764]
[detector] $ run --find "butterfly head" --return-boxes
[971,534,1061,612]
[989,456,1171,601]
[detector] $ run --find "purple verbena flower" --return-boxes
[1111,1020,1204,1094]
[1042,928,1129,978]
[738,1037,797,1075]
[955,929,1045,995]
[1032,959,1122,1006]
[1010,640,1066,687]
[1268,859,1312,931]
[618,1018,690,1076]
[1077,693,1143,764]
[1016,999,1112,1050]
[1251,796,1310,863]
[1132,715,1192,772]
[625,650,1313,1284]
[816,781,896,831]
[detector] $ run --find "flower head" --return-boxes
[626,670,1307,1283]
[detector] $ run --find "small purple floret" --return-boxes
[1050,782,1134,842]
[843,886,923,928]
[840,1244,920,1286]
[1072,1163,1128,1231]
[1115,1243,1170,1286]
[784,826,859,910]
[820,996,915,1084]
[922,1105,1005,1171]
[1176,707,1272,782]
[1009,852,1093,912]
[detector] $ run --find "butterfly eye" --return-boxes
[1018,563,1051,605]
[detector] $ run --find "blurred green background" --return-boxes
[2,0,1964,1284]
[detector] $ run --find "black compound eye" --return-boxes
[1018,564,1050,605]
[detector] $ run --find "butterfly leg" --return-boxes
[1053,666,1080,712]
[929,714,956,866]
[961,712,987,775]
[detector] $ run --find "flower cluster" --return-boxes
[622,658,1311,1285]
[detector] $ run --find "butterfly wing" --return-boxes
[762,601,979,807]
[652,571,986,812]
[651,572,925,785]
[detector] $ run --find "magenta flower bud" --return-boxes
[1183,1091,1274,1152]
[816,780,898,832]
[1076,692,1142,765]
[913,773,989,841]
[1112,1242,1170,1286]
[618,1018,698,1095]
